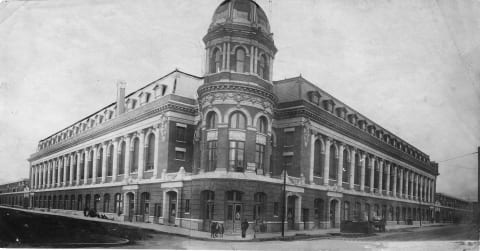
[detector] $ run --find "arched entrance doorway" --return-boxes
[166,191,177,225]
[329,199,340,228]
[126,192,135,222]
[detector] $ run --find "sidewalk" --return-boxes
[0,206,447,242]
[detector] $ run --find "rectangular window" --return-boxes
[284,155,293,173]
[185,199,190,214]
[229,141,245,172]
[255,144,265,172]
[273,202,279,217]
[284,131,294,147]
[176,125,186,142]
[207,141,217,172]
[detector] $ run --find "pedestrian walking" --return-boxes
[241,219,249,238]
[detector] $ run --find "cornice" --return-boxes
[29,100,197,162]
[275,101,437,175]
[197,82,277,104]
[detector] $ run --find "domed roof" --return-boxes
[210,0,271,33]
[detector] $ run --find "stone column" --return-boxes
[360,153,366,191]
[250,45,255,73]
[322,137,331,185]
[138,130,146,179]
[42,164,47,189]
[84,149,89,185]
[337,143,344,187]
[405,169,410,198]
[427,179,431,203]
[92,146,98,184]
[399,168,403,197]
[76,151,81,186]
[101,143,108,183]
[386,162,391,195]
[124,135,131,179]
[31,165,36,189]
[47,161,51,188]
[222,43,226,70]
[309,134,315,184]
[369,157,374,193]
[349,148,355,189]
[112,139,119,182]
[409,172,413,199]
[69,154,74,186]
[378,159,383,194]
[226,43,230,71]
[57,159,62,187]
[153,128,160,179]
[419,176,423,201]
[63,156,68,186]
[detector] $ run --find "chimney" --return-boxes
[116,80,126,116]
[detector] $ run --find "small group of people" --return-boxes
[210,221,224,238]
[83,206,109,219]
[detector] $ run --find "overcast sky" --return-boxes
[0,0,478,201]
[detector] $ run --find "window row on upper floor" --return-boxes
[209,45,270,81]
[205,109,269,134]
[307,91,429,164]
[38,84,172,151]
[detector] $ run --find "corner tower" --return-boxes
[197,0,277,175]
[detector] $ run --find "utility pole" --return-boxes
[281,168,286,238]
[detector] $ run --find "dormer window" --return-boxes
[358,120,367,130]
[308,91,321,105]
[335,107,347,119]
[368,125,376,135]
[322,100,335,113]
[348,114,358,125]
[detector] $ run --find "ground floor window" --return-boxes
[104,194,110,213]
[342,201,350,220]
[114,193,123,215]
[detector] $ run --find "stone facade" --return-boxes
[0,0,440,234]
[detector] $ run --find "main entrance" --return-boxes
[126,192,135,222]
[287,195,297,230]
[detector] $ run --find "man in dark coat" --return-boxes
[241,219,249,238]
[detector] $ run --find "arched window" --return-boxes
[118,141,126,175]
[80,152,86,180]
[374,159,379,190]
[206,111,217,129]
[212,48,222,73]
[114,193,123,215]
[256,116,267,134]
[365,156,371,187]
[77,195,83,211]
[85,194,91,209]
[229,112,246,129]
[70,195,75,210]
[253,192,266,221]
[343,201,350,220]
[108,145,113,176]
[140,192,150,216]
[235,48,246,73]
[94,194,100,211]
[146,134,155,171]
[354,153,361,186]
[329,144,337,180]
[354,202,361,221]
[258,54,269,80]
[131,138,139,173]
[201,190,215,220]
[103,194,110,213]
[97,148,103,178]
[342,149,349,183]
[64,195,68,209]
[88,150,94,179]
[313,139,324,177]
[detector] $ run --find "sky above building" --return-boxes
[0,0,478,200]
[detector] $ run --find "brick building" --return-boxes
[434,193,474,223]
[7,0,440,233]
[0,179,30,208]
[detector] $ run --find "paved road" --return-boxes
[119,224,479,250]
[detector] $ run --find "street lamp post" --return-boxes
[281,168,286,238]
